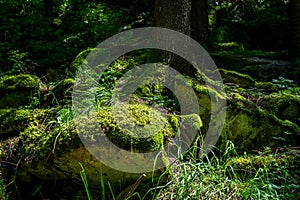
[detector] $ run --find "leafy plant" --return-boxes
[0,178,8,200]
[272,76,295,89]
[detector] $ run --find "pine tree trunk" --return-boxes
[154,0,197,77]
[191,0,209,49]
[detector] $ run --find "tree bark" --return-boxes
[154,0,190,35]
[289,0,300,58]
[153,0,198,77]
[191,0,209,49]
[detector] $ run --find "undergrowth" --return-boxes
[80,141,300,200]
[153,142,300,200]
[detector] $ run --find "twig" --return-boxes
[125,173,146,199]
[52,131,62,154]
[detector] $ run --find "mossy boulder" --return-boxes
[50,78,75,105]
[2,104,192,198]
[219,68,255,88]
[227,147,300,182]
[190,79,300,153]
[0,74,40,108]
[220,101,300,152]
[76,104,182,153]
[68,48,94,78]
[261,94,300,126]
[0,109,45,139]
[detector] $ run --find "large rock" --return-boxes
[1,104,195,198]
[190,74,300,153]
[0,74,40,108]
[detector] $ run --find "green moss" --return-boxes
[263,94,300,125]
[0,109,45,139]
[227,148,300,180]
[167,114,180,133]
[180,114,203,130]
[219,68,255,88]
[231,92,247,101]
[69,48,94,78]
[0,74,39,91]
[0,74,40,108]
[51,78,75,105]
[95,104,167,152]
[220,102,300,152]
[19,119,80,159]
[254,82,279,92]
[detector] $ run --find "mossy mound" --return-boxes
[68,48,94,78]
[219,68,255,88]
[261,94,300,126]
[77,104,179,153]
[220,101,300,152]
[0,74,40,108]
[190,78,300,153]
[2,104,196,198]
[254,81,279,92]
[51,78,75,105]
[0,109,45,139]
[227,147,300,182]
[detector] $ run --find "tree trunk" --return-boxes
[191,0,209,49]
[154,0,190,35]
[153,0,197,77]
[289,0,300,58]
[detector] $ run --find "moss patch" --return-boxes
[51,78,75,105]
[219,68,255,88]
[0,109,45,139]
[262,94,300,125]
[219,100,300,153]
[227,147,300,182]
[0,74,40,108]
[93,104,173,152]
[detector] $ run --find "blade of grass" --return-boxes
[79,163,92,200]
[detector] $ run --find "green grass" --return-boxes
[79,141,300,199]
[153,142,300,200]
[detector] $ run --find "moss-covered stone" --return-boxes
[262,94,300,125]
[0,109,45,139]
[190,78,299,153]
[51,78,75,105]
[68,48,94,78]
[180,114,203,130]
[254,82,279,92]
[0,74,40,108]
[219,100,300,153]
[87,104,173,153]
[219,68,255,88]
[227,147,300,180]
